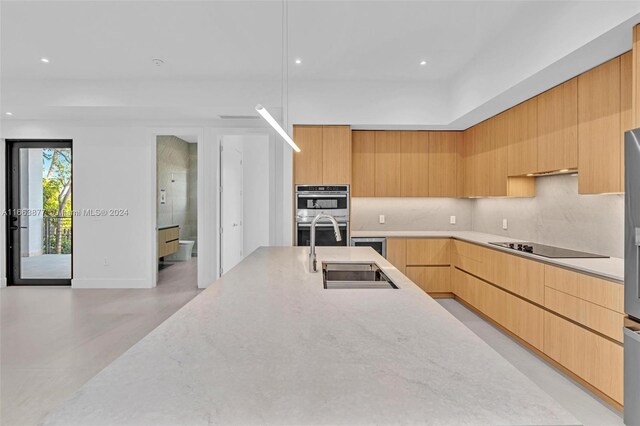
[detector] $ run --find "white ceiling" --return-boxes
[1,1,640,128]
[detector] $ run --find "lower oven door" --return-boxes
[296,222,349,247]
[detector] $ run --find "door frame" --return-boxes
[5,139,73,286]
[148,128,204,288]
[218,137,244,275]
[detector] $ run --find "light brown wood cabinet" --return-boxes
[374,131,403,196]
[293,125,351,185]
[400,131,430,197]
[508,98,538,176]
[544,311,623,405]
[429,132,463,197]
[537,78,578,173]
[351,131,375,197]
[578,57,622,194]
[386,238,452,294]
[158,226,179,258]
[451,240,625,406]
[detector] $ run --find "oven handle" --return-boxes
[296,194,347,198]
[297,223,348,228]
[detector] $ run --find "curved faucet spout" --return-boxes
[309,213,342,272]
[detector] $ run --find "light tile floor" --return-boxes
[0,258,200,426]
[437,298,624,426]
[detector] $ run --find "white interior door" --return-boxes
[220,142,244,274]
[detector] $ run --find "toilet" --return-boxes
[165,240,195,261]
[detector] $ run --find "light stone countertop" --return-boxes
[43,247,579,426]
[351,230,624,282]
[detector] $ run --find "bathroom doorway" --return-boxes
[155,135,198,288]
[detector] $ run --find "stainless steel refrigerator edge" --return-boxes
[624,129,640,424]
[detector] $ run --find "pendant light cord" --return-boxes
[282,0,288,134]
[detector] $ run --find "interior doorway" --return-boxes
[156,135,198,288]
[5,140,73,286]
[218,134,271,276]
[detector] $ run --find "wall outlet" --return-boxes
[450,215,456,225]
[379,214,385,224]
[502,219,508,230]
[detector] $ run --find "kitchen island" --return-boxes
[43,247,579,425]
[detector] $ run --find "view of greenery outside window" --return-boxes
[42,148,72,254]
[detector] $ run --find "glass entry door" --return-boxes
[6,140,72,285]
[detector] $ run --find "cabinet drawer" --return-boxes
[544,265,624,313]
[493,250,544,305]
[452,240,489,279]
[406,239,450,266]
[166,239,179,255]
[454,269,544,350]
[544,312,623,404]
[544,287,624,342]
[406,266,451,293]
[386,238,406,274]
[165,227,180,242]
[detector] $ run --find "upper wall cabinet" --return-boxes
[374,131,403,196]
[578,57,622,194]
[293,125,351,185]
[537,78,578,173]
[429,132,462,197]
[508,98,538,176]
[352,131,462,198]
[351,130,375,197]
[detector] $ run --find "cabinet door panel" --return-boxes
[544,312,623,404]
[621,52,632,187]
[578,57,621,194]
[386,238,406,274]
[351,131,375,197]
[322,126,351,185]
[374,132,402,197]
[537,78,578,172]
[400,131,429,197]
[293,126,323,184]
[429,132,462,197]
[492,250,544,305]
[406,239,450,266]
[407,266,451,293]
[508,98,538,176]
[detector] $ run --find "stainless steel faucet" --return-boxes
[309,213,342,272]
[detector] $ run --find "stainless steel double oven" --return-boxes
[295,185,349,247]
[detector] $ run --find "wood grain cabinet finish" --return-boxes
[508,98,538,176]
[544,312,623,405]
[293,126,324,184]
[158,227,179,258]
[351,131,375,197]
[621,51,633,186]
[374,131,403,197]
[429,132,462,197]
[406,266,451,293]
[322,126,352,185]
[385,238,407,274]
[293,125,351,185]
[406,238,450,266]
[491,250,545,305]
[578,57,622,194]
[400,131,430,197]
[537,78,578,173]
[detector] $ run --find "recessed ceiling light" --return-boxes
[151,58,165,67]
[419,60,427,66]
[5,112,13,116]
[40,57,50,63]
[295,58,302,65]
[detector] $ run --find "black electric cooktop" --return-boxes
[489,242,609,259]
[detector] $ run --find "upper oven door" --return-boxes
[296,192,349,221]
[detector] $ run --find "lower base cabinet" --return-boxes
[544,311,623,405]
[453,268,544,351]
[406,266,451,293]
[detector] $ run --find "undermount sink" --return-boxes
[322,262,398,289]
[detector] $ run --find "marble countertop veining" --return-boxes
[43,247,579,426]
[351,230,624,282]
